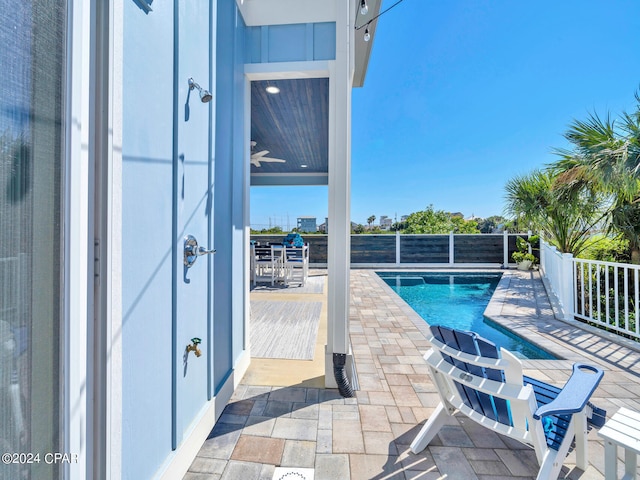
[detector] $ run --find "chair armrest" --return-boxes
[533,363,604,420]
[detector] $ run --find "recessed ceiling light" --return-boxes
[300,164,308,168]
[265,84,280,94]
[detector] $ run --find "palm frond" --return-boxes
[564,111,616,154]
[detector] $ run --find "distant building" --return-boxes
[379,215,393,230]
[297,216,317,233]
[318,217,329,233]
[401,215,409,222]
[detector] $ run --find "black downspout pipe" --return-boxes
[333,353,354,398]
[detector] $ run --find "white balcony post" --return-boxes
[325,0,353,388]
[503,230,509,267]
[559,252,575,320]
[449,232,455,265]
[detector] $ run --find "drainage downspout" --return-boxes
[332,353,354,398]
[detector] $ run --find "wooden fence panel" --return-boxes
[250,233,532,266]
[454,235,503,263]
[350,235,395,263]
[306,236,328,263]
[399,235,449,263]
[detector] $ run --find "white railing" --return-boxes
[540,239,640,341]
[573,258,640,340]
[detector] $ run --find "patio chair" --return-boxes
[283,244,309,286]
[410,325,606,480]
[251,245,284,286]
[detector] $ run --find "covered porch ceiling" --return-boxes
[246,0,382,187]
[250,78,329,186]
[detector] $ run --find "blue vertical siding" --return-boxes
[213,0,244,393]
[268,24,307,62]
[122,0,221,476]
[313,22,336,60]
[173,0,212,448]
[245,26,261,63]
[121,1,174,478]
[245,22,336,63]
[231,6,247,368]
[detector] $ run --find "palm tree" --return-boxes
[504,169,606,256]
[551,93,640,262]
[367,215,376,230]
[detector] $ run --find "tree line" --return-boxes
[251,210,509,236]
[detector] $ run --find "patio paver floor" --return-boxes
[184,269,640,480]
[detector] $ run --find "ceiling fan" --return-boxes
[250,141,286,167]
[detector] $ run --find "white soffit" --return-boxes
[354,0,382,87]
[236,0,336,26]
[236,0,383,88]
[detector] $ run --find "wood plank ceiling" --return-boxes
[250,78,329,185]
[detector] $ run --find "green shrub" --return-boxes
[512,235,539,265]
[578,235,630,263]
[512,251,536,263]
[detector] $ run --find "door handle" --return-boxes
[184,234,216,268]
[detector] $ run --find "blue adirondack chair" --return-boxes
[410,325,606,480]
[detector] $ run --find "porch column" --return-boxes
[325,0,354,388]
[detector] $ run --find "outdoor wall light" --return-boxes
[188,77,212,103]
[360,0,368,15]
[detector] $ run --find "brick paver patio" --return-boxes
[184,269,640,480]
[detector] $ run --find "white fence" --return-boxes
[540,239,640,341]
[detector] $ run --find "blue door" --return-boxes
[173,0,212,447]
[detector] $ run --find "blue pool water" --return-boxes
[378,272,556,360]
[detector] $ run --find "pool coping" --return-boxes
[367,267,624,370]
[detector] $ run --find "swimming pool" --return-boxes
[378,272,556,360]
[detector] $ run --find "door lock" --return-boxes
[184,234,216,268]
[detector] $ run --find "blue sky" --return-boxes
[250,0,640,229]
